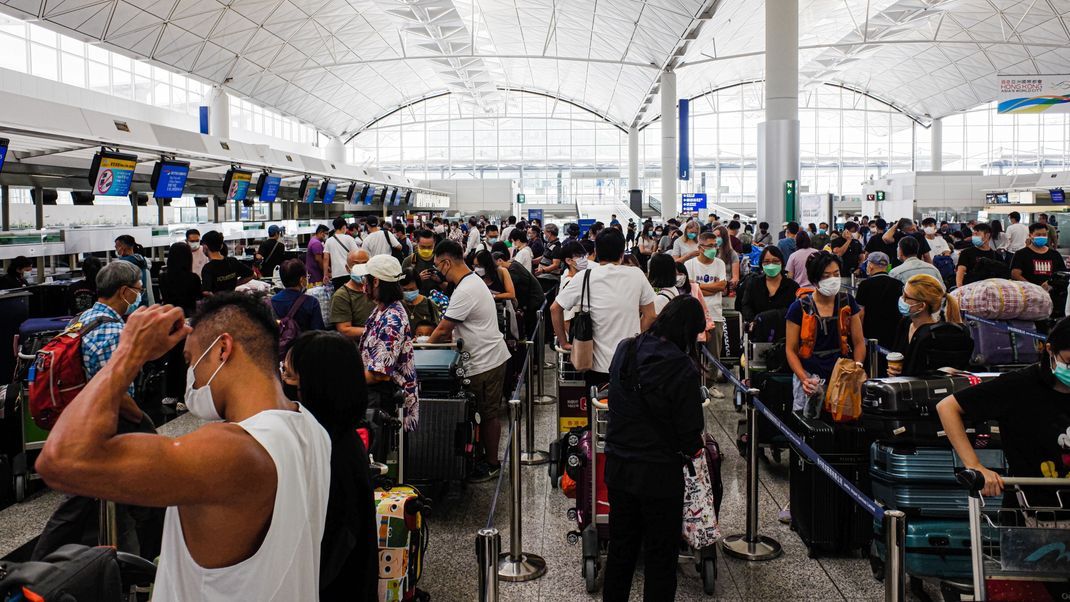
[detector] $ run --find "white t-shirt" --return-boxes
[685,257,727,323]
[501,226,515,243]
[324,233,358,279]
[560,273,576,321]
[513,246,533,273]
[1004,222,1029,252]
[443,272,511,376]
[555,263,656,373]
[363,229,399,257]
[926,234,951,257]
[653,287,679,314]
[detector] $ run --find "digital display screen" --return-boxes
[89,150,138,197]
[257,173,282,202]
[1051,189,1065,204]
[320,180,337,204]
[303,181,319,204]
[0,138,8,175]
[150,160,190,199]
[224,169,253,201]
[364,185,376,205]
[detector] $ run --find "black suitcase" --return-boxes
[789,413,872,558]
[405,396,474,483]
[737,371,793,459]
[414,348,464,397]
[860,375,1001,446]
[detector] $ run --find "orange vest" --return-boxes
[797,289,852,359]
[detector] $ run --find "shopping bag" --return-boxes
[681,450,721,549]
[568,270,594,372]
[823,358,866,423]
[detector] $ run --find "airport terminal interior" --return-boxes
[1,0,1070,600]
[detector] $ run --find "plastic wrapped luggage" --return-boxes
[872,518,975,580]
[950,278,1052,320]
[789,413,872,558]
[966,319,1043,367]
[373,485,429,602]
[869,443,1006,517]
[860,374,1001,446]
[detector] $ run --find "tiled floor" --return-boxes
[416,354,939,601]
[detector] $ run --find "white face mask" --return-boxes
[675,274,687,288]
[188,241,200,251]
[924,226,936,235]
[574,257,589,271]
[185,334,226,422]
[817,277,841,297]
[474,267,487,277]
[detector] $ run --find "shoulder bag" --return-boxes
[568,269,594,372]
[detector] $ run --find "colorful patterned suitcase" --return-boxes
[373,485,428,602]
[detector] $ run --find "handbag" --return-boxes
[823,357,867,422]
[681,446,722,550]
[568,269,594,372]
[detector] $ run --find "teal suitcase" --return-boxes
[872,518,977,580]
[869,443,1006,517]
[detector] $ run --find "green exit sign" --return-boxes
[784,180,797,222]
[876,190,886,201]
[517,193,525,204]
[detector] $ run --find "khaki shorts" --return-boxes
[468,361,508,421]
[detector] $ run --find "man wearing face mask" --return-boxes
[1011,222,1065,290]
[401,229,444,296]
[36,294,331,601]
[955,223,999,287]
[330,249,375,341]
[186,229,208,277]
[920,217,952,257]
[685,232,729,375]
[31,261,152,560]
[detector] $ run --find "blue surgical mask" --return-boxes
[971,236,984,247]
[403,290,419,302]
[488,237,498,244]
[687,232,697,240]
[1053,357,1070,387]
[350,273,364,284]
[123,288,142,316]
[818,229,826,235]
[1034,236,1049,247]
[898,297,922,317]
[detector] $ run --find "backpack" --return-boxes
[797,291,852,360]
[932,254,956,280]
[901,321,974,376]
[275,295,307,359]
[28,315,120,430]
[972,256,1012,282]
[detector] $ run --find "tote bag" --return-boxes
[568,270,594,372]
[823,357,866,423]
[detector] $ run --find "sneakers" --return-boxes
[778,505,791,524]
[162,397,179,406]
[709,387,725,399]
[468,462,502,483]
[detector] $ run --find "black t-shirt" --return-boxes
[864,232,897,260]
[256,238,285,278]
[201,257,254,293]
[854,274,904,349]
[956,247,999,284]
[955,364,1070,504]
[891,231,931,259]
[160,271,202,315]
[1011,247,1066,286]
[831,236,864,274]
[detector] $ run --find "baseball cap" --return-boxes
[267,225,280,237]
[866,251,890,268]
[351,254,404,282]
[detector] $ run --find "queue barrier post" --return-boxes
[498,399,547,581]
[476,527,501,602]
[520,341,550,466]
[866,338,880,379]
[721,387,783,562]
[533,308,555,405]
[98,500,118,547]
[883,510,906,602]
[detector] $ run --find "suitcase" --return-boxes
[966,319,1043,367]
[373,485,429,602]
[872,518,975,580]
[404,397,474,483]
[556,354,589,435]
[745,371,793,447]
[869,443,1006,517]
[718,310,743,366]
[861,375,1001,446]
[19,316,74,339]
[789,413,873,558]
[413,349,463,397]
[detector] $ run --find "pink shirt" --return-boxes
[785,248,820,288]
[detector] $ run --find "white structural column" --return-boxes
[326,136,346,166]
[660,70,677,221]
[628,126,640,192]
[930,117,943,171]
[756,0,800,227]
[209,86,230,139]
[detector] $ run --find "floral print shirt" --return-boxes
[361,301,419,430]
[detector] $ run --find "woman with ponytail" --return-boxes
[888,273,972,376]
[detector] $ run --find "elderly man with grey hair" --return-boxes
[30,259,158,560]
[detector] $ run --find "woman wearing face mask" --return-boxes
[785,252,866,412]
[0,255,33,289]
[671,220,702,263]
[784,230,819,287]
[281,331,377,602]
[491,242,545,339]
[637,226,658,272]
[399,270,441,338]
[474,249,515,302]
[887,273,970,377]
[713,225,741,291]
[937,316,1070,505]
[354,255,419,431]
[739,246,799,323]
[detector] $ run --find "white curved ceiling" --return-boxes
[2,0,1067,136]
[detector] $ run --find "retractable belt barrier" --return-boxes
[962,312,1048,341]
[701,347,907,601]
[478,298,553,600]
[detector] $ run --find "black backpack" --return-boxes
[901,322,974,376]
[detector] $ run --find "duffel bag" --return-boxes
[950,278,1052,320]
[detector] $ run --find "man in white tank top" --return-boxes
[36,295,331,602]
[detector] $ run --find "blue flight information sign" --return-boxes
[578,218,596,237]
[682,192,707,213]
[0,138,8,175]
[152,161,189,198]
[259,173,281,202]
[1051,188,1065,204]
[321,180,337,204]
[364,185,376,205]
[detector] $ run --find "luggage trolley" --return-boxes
[958,470,1070,601]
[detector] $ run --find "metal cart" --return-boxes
[959,469,1070,601]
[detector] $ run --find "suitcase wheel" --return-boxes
[566,507,578,521]
[567,531,580,545]
[583,557,598,593]
[700,555,717,595]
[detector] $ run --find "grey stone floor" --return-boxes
[416,356,939,601]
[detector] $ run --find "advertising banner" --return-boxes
[997,75,1070,114]
[94,154,137,197]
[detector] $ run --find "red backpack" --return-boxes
[28,316,119,430]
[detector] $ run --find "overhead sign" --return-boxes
[89,150,137,197]
[527,209,543,224]
[866,194,876,201]
[1051,189,1065,204]
[150,160,190,199]
[679,98,690,180]
[682,192,707,213]
[578,219,596,237]
[998,75,1070,114]
[0,138,8,175]
[224,169,253,201]
[784,180,797,222]
[517,193,526,204]
[876,190,886,201]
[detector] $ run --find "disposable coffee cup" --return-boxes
[886,352,904,373]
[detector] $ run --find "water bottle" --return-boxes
[803,377,826,419]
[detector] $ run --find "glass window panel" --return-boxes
[0,34,27,71]
[30,43,58,80]
[61,52,85,87]
[60,35,83,55]
[88,60,109,93]
[30,26,56,46]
